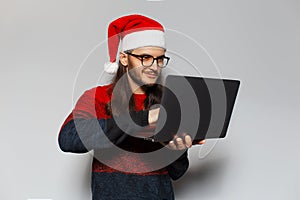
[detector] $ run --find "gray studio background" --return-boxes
[1,0,299,199]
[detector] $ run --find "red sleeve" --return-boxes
[60,85,112,130]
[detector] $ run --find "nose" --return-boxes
[149,60,159,71]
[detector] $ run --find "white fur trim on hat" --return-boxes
[104,62,119,74]
[121,30,165,51]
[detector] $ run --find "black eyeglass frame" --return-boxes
[125,52,170,68]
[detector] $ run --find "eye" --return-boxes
[142,55,153,61]
[157,57,164,62]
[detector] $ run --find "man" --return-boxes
[58,14,205,200]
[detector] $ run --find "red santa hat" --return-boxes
[104,14,166,74]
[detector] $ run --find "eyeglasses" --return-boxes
[125,52,170,68]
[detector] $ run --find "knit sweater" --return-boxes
[58,84,189,200]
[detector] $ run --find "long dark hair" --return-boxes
[105,61,163,116]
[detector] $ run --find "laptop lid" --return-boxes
[149,75,240,143]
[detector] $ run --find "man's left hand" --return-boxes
[164,134,206,150]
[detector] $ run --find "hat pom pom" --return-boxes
[104,62,119,75]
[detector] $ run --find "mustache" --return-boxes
[142,69,159,76]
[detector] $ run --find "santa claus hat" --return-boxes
[104,14,166,74]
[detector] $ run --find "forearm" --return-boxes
[58,110,150,153]
[58,118,109,153]
[166,150,189,180]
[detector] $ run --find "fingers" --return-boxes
[167,141,177,150]
[175,137,186,150]
[163,134,206,150]
[184,135,192,148]
[166,134,193,150]
[198,139,206,145]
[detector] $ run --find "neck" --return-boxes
[130,83,145,94]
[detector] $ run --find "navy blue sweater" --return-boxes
[58,85,189,199]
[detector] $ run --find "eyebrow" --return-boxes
[137,53,166,57]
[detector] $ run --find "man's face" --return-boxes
[124,46,166,89]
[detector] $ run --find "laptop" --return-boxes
[145,75,240,143]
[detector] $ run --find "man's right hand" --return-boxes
[148,108,160,125]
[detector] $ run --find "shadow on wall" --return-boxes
[173,155,229,198]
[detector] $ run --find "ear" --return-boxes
[119,52,128,66]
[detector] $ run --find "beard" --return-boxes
[127,58,160,88]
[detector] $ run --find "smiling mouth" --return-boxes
[144,72,158,79]
[143,70,158,78]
